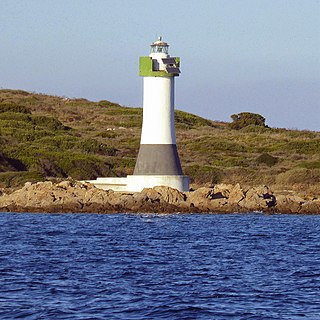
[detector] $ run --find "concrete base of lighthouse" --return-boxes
[85,175,189,193]
[127,175,189,192]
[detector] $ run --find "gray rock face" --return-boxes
[0,181,318,214]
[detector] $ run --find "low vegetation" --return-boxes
[0,89,319,195]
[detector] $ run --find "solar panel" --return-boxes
[165,66,181,74]
[162,58,177,65]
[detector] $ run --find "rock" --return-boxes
[0,180,318,214]
[275,194,305,213]
[153,186,186,204]
[238,185,276,211]
[185,187,214,210]
[83,188,113,205]
[185,187,230,212]
[139,188,162,203]
[186,187,214,200]
[227,183,245,205]
[136,187,188,212]
[213,184,234,198]
[57,180,73,189]
[24,182,32,188]
[300,200,320,214]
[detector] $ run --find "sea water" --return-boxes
[0,212,319,319]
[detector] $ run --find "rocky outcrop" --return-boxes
[0,181,319,214]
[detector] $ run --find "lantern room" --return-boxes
[150,36,169,55]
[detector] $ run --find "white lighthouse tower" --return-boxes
[126,37,190,192]
[86,37,189,192]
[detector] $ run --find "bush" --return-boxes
[53,153,114,179]
[240,124,270,133]
[0,119,34,130]
[285,140,320,154]
[0,171,45,188]
[36,136,79,150]
[76,139,117,156]
[98,100,122,108]
[256,153,278,167]
[0,112,32,122]
[32,115,68,131]
[229,112,267,130]
[0,103,31,114]
[0,127,55,142]
[175,110,213,128]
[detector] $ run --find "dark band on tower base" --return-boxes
[133,144,183,175]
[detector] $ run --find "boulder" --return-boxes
[213,184,234,198]
[185,187,230,212]
[227,183,245,205]
[300,200,320,214]
[185,187,214,210]
[153,186,186,204]
[135,186,189,212]
[275,194,305,213]
[238,185,276,211]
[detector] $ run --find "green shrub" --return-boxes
[4,144,115,179]
[240,124,270,133]
[53,153,114,179]
[36,136,79,150]
[0,112,32,122]
[98,100,122,108]
[0,171,45,188]
[32,115,67,131]
[285,140,320,154]
[75,139,117,156]
[0,103,31,114]
[0,127,55,142]
[175,110,213,128]
[256,153,278,167]
[0,119,35,130]
[229,112,267,130]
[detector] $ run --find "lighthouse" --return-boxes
[86,37,189,192]
[126,37,190,192]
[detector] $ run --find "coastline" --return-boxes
[0,181,319,214]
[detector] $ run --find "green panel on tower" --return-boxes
[139,56,180,77]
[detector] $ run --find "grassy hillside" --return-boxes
[0,89,319,192]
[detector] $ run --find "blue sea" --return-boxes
[0,212,319,319]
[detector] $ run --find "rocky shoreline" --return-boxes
[0,181,319,214]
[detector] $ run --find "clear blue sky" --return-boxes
[1,0,319,130]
